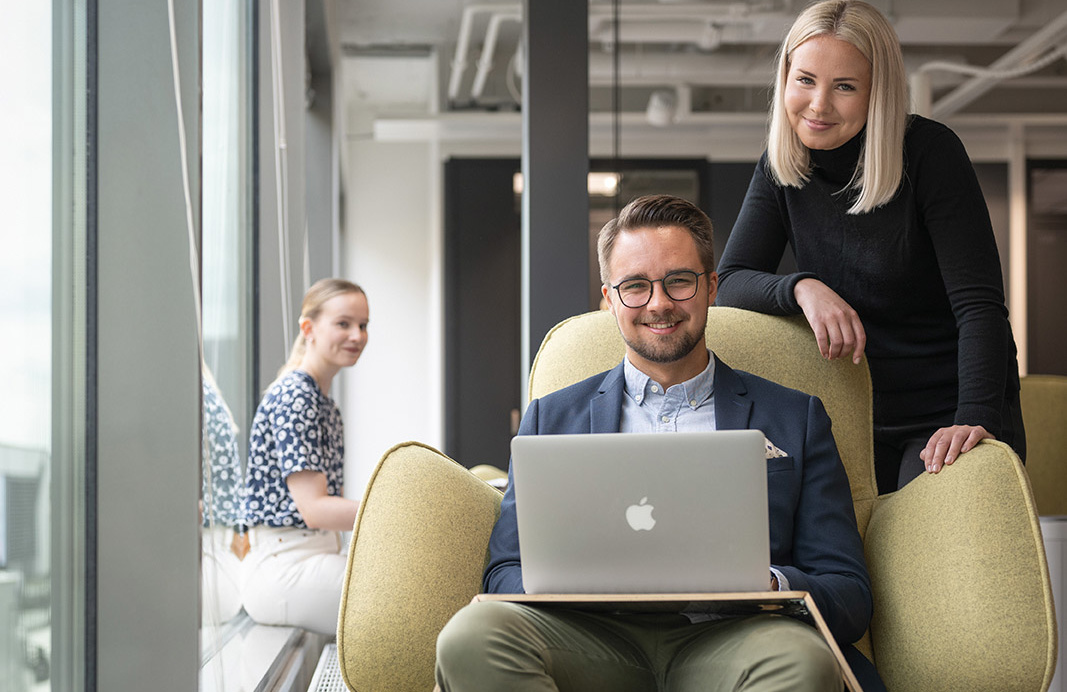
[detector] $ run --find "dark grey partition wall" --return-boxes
[94,0,202,689]
[521,0,590,370]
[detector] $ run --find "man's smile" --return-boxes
[639,312,684,333]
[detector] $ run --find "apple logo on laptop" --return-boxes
[625,497,656,531]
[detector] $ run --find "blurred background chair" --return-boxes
[335,308,1057,692]
[1021,374,1067,517]
[1021,373,1067,692]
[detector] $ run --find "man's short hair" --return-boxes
[597,194,715,285]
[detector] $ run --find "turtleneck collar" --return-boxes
[808,127,865,185]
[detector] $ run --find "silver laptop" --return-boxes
[510,430,770,594]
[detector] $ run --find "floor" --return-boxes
[200,613,327,692]
[307,644,345,692]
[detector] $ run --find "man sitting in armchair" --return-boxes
[435,194,884,692]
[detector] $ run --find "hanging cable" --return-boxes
[270,0,294,351]
[167,0,229,662]
[612,0,621,215]
[166,0,204,360]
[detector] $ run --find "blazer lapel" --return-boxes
[712,355,752,431]
[589,364,625,433]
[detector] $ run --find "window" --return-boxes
[1,3,56,689]
[200,0,255,674]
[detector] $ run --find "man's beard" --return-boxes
[622,315,705,364]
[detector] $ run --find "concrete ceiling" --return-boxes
[325,0,1067,119]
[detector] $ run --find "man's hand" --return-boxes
[919,425,994,473]
[794,278,866,365]
[770,573,779,591]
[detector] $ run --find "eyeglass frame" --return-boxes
[609,269,711,309]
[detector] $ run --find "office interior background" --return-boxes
[1,0,1065,690]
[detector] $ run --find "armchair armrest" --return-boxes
[865,440,1057,692]
[337,442,503,692]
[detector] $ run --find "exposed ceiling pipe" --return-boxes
[447,1,1025,108]
[447,3,788,103]
[588,20,753,48]
[590,2,781,20]
[471,11,522,100]
[448,4,514,103]
[588,50,772,87]
[587,8,791,48]
[930,7,1067,118]
[586,50,969,88]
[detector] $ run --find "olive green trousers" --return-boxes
[436,600,842,691]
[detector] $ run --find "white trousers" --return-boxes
[241,526,347,636]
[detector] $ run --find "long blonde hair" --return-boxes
[276,278,366,381]
[767,0,907,214]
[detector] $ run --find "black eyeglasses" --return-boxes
[610,270,709,308]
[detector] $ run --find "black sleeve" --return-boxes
[716,153,816,314]
[910,124,1011,432]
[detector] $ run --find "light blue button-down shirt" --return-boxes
[620,351,717,433]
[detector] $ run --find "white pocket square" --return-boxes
[764,437,789,459]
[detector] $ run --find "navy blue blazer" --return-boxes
[483,355,873,646]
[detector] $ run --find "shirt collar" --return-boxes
[622,351,716,409]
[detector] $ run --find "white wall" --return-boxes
[340,137,446,495]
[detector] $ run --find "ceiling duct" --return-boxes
[928,7,1067,118]
[443,0,1064,115]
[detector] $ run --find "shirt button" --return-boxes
[690,400,698,407]
[661,416,670,423]
[651,385,659,393]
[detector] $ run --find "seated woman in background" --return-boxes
[240,278,368,635]
[715,0,1024,494]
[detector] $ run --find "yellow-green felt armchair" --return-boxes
[337,307,1057,691]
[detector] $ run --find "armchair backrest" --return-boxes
[528,307,878,533]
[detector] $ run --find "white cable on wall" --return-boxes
[166,0,204,358]
[168,0,229,663]
[271,0,294,351]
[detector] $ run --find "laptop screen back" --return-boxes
[511,430,770,594]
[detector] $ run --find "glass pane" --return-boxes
[0,3,53,690]
[200,0,253,679]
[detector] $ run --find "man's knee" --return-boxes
[436,601,531,683]
[740,617,842,690]
[671,616,841,691]
[438,601,506,660]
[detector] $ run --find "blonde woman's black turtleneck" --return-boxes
[717,115,1020,436]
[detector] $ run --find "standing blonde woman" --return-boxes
[717,0,1024,495]
[240,278,368,635]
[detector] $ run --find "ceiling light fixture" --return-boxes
[646,89,677,127]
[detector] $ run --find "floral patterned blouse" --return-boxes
[241,370,344,528]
